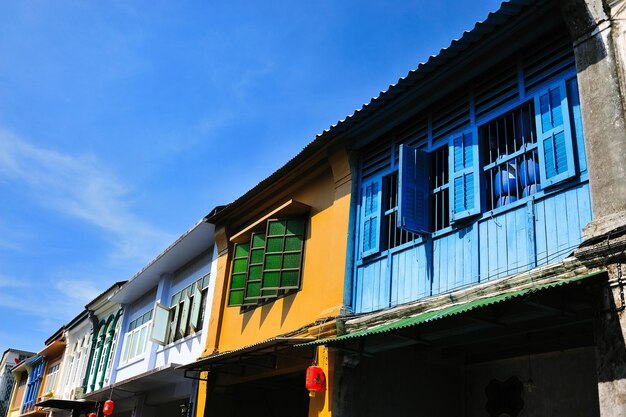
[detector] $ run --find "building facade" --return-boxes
[183,139,352,417]
[82,219,217,417]
[302,0,626,416]
[0,350,34,417]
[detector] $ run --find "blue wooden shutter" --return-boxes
[360,178,382,257]
[398,144,430,234]
[534,80,576,187]
[449,128,480,222]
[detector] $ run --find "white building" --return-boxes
[84,219,216,417]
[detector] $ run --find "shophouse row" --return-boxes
[3,0,626,416]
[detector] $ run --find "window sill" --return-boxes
[117,354,146,370]
[157,331,202,353]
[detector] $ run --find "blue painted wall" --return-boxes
[354,182,592,313]
[351,27,592,314]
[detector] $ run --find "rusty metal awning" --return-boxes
[35,399,96,410]
[179,336,315,373]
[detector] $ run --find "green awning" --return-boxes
[301,270,606,347]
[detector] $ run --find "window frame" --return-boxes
[151,274,210,346]
[355,73,583,260]
[41,362,60,395]
[227,216,308,310]
[121,310,153,364]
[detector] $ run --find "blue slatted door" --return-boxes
[450,128,480,222]
[361,178,382,258]
[398,144,430,234]
[534,80,576,187]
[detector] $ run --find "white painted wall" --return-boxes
[57,320,92,400]
[114,244,217,386]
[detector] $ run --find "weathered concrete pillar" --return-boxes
[561,2,626,415]
[561,0,626,238]
[592,266,626,417]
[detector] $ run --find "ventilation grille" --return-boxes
[432,91,470,141]
[523,30,575,92]
[474,60,519,120]
[361,139,392,181]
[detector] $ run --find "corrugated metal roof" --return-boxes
[207,0,540,222]
[298,270,606,347]
[314,0,538,140]
[179,336,315,371]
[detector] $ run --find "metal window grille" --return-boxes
[430,146,450,231]
[481,102,540,211]
[382,172,417,249]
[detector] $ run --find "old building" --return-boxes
[298,0,626,416]
[0,350,34,417]
[182,137,352,417]
[82,219,216,417]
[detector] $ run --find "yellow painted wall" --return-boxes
[210,146,351,352]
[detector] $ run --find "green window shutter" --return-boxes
[360,179,382,257]
[189,283,203,331]
[261,218,306,292]
[534,80,576,187]
[168,305,179,344]
[243,233,266,304]
[179,294,191,335]
[449,128,480,222]
[228,243,249,306]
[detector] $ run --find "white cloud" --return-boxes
[0,129,175,262]
[0,275,29,288]
[0,274,102,328]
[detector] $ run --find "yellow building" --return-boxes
[184,140,352,417]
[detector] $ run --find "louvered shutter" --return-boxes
[179,294,191,335]
[450,128,480,222]
[398,144,430,234]
[534,80,576,187]
[189,283,203,331]
[360,179,382,257]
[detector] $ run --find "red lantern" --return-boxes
[88,413,97,417]
[103,399,115,415]
[305,366,326,394]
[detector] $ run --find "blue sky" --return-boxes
[0,0,502,353]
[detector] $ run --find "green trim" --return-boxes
[98,310,122,389]
[300,270,606,347]
[89,318,110,391]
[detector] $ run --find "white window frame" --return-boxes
[121,320,151,363]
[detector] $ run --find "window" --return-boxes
[227,218,307,308]
[481,102,539,210]
[42,363,59,394]
[121,310,152,363]
[382,172,417,249]
[430,146,450,231]
[18,374,27,387]
[357,78,581,258]
[150,274,211,346]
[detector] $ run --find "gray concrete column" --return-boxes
[561,0,626,238]
[593,266,626,417]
